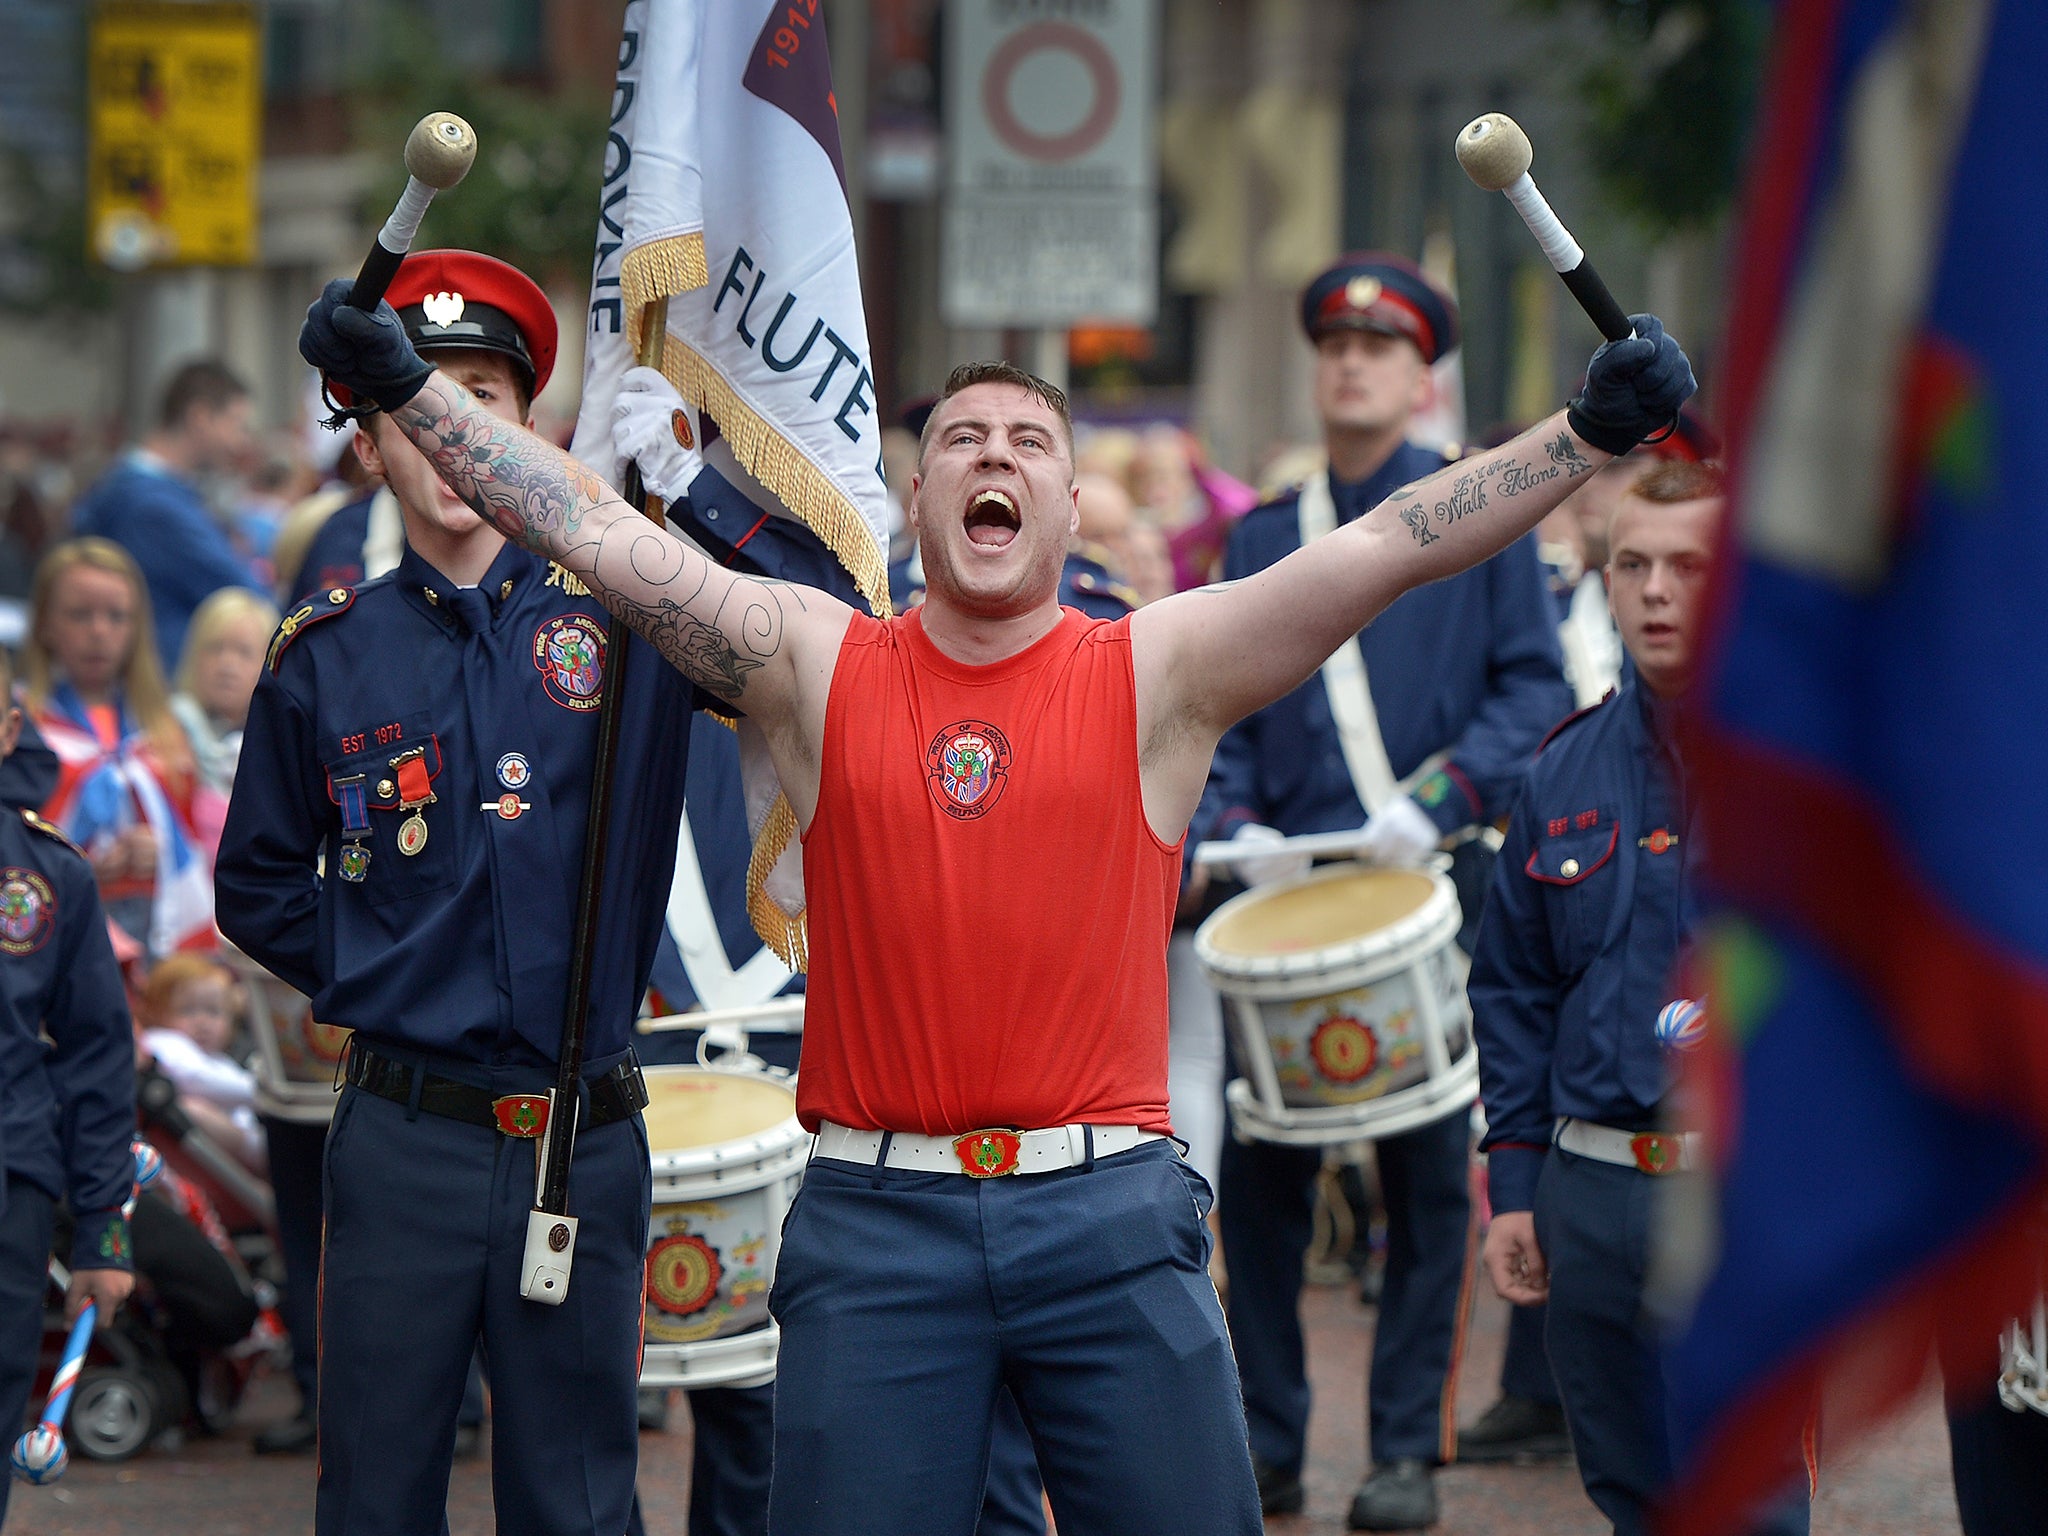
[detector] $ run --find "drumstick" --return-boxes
[347,112,478,312]
[1191,827,1384,868]
[1455,113,1633,343]
[10,1303,96,1485]
[637,999,807,1035]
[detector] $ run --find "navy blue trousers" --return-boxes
[262,1114,327,1414]
[637,1023,1044,1536]
[1947,1384,2048,1536]
[0,1179,54,1531]
[1222,1109,1470,1470]
[683,1385,774,1536]
[1499,1300,1560,1406]
[1535,1149,1808,1536]
[767,1140,1259,1536]
[318,1052,649,1536]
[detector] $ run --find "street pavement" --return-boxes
[7,1278,1966,1534]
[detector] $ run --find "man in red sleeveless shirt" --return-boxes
[301,284,1694,1534]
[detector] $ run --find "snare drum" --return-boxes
[222,943,352,1125]
[1195,864,1477,1146]
[639,1064,809,1391]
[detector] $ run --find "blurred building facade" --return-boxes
[0,0,1718,480]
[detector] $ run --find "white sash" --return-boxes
[1298,471,1400,814]
[665,807,794,1011]
[363,487,404,582]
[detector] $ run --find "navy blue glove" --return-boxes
[299,279,434,415]
[1566,314,1697,457]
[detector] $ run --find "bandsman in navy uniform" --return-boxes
[1470,461,1809,1536]
[216,250,704,1536]
[0,647,137,1529]
[1191,254,1573,1529]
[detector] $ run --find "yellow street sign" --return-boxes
[88,2,260,269]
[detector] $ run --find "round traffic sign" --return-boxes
[981,22,1121,164]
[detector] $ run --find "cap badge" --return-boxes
[1344,275,1382,310]
[421,290,466,326]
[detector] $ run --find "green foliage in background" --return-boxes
[351,7,610,287]
[1530,0,1770,234]
[0,152,117,316]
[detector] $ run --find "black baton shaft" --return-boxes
[536,305,673,1215]
[348,240,408,313]
[1560,258,1635,343]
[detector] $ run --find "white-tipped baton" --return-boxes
[320,111,478,426]
[10,1303,94,1484]
[1455,113,1634,344]
[352,112,477,311]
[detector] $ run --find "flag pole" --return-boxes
[520,299,671,1303]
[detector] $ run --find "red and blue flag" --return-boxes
[1665,0,2048,1529]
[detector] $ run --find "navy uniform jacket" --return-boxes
[1194,441,1570,845]
[216,541,697,1069]
[1061,543,1140,621]
[0,718,60,812]
[0,809,136,1270]
[289,489,378,605]
[1469,674,1693,1212]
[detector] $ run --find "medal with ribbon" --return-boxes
[389,747,437,857]
[333,773,373,882]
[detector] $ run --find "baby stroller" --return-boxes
[36,1116,287,1462]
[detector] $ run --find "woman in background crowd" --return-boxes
[171,586,279,858]
[21,537,214,956]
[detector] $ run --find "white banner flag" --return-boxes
[571,0,890,971]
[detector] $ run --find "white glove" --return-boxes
[1227,823,1310,889]
[1354,795,1442,867]
[609,365,704,503]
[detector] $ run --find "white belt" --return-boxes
[814,1120,1167,1178]
[1555,1117,1703,1175]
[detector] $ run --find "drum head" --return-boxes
[1202,867,1436,958]
[643,1067,796,1152]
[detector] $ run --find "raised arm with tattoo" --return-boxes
[1130,315,1692,824]
[299,281,847,768]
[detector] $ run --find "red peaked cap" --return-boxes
[384,249,558,398]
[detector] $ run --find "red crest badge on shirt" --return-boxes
[925,720,1012,820]
[532,615,607,711]
[0,869,55,956]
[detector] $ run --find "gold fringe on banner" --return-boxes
[655,339,894,620]
[703,712,810,971]
[745,790,809,972]
[620,233,709,353]
[617,288,893,970]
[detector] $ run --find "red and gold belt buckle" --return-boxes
[493,1093,551,1139]
[1629,1132,1678,1175]
[953,1128,1023,1177]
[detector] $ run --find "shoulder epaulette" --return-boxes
[1536,689,1618,756]
[267,586,357,672]
[20,809,81,854]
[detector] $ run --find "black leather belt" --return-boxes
[345,1044,648,1138]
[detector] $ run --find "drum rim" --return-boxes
[650,1132,811,1184]
[1194,864,1461,986]
[1224,1050,1480,1146]
[642,1062,804,1168]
